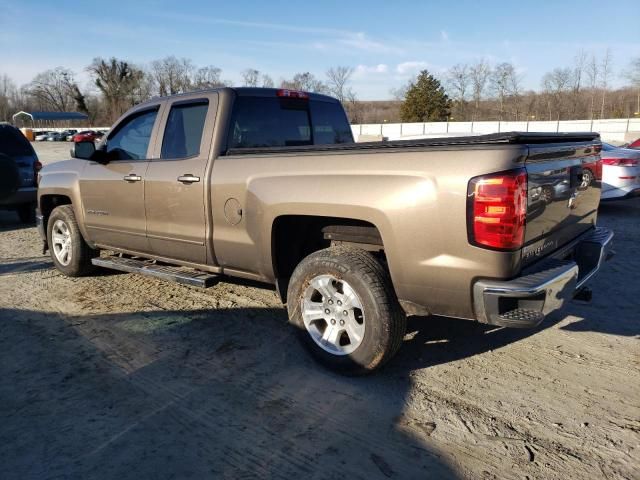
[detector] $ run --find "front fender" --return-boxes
[37,160,91,244]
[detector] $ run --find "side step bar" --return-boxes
[92,256,218,288]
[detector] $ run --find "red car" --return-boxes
[72,130,104,143]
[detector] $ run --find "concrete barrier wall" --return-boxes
[352,118,640,143]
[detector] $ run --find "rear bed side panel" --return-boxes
[211,144,528,320]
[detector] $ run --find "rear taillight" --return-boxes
[467,169,527,251]
[602,158,639,166]
[33,160,42,186]
[276,89,309,99]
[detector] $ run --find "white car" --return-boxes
[601,143,640,200]
[34,131,53,141]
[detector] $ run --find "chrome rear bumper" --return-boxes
[473,227,614,328]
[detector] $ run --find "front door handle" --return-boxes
[123,174,142,182]
[177,174,200,184]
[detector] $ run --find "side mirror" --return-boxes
[71,141,96,160]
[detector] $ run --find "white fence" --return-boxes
[352,118,640,143]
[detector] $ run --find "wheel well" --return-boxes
[271,215,383,302]
[40,194,72,226]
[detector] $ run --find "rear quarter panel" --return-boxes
[211,145,527,319]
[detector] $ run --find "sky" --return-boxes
[1,0,639,100]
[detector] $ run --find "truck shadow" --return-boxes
[0,306,462,479]
[392,314,559,371]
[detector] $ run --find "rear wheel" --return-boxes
[581,168,594,187]
[287,246,406,375]
[47,205,98,276]
[540,185,554,204]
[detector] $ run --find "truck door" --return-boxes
[144,94,217,264]
[79,106,161,253]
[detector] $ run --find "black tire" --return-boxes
[582,168,594,187]
[47,205,98,276]
[16,203,36,224]
[287,246,406,375]
[540,185,554,205]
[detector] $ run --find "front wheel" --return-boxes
[287,246,406,375]
[47,205,98,276]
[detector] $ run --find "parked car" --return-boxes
[0,124,41,222]
[36,87,613,374]
[72,130,102,143]
[58,129,77,141]
[46,131,68,141]
[73,130,97,143]
[35,131,54,141]
[600,142,640,200]
[626,137,640,149]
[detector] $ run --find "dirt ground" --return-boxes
[0,143,638,479]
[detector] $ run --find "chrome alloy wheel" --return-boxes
[301,274,366,355]
[51,219,72,266]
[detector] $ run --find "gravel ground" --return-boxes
[0,143,638,479]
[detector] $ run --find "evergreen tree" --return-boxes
[400,70,452,121]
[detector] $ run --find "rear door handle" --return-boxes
[123,174,142,182]
[177,174,200,184]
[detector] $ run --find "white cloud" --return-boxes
[440,30,449,42]
[355,64,389,76]
[396,61,429,75]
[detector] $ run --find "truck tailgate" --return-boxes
[523,141,601,267]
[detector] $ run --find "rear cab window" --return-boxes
[227,92,353,150]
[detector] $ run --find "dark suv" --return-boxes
[0,125,40,223]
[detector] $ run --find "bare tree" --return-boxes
[24,67,77,112]
[623,57,640,115]
[541,67,573,119]
[586,53,599,119]
[150,56,194,96]
[599,48,613,118]
[260,74,274,88]
[446,63,470,119]
[0,74,17,122]
[469,60,491,119]
[571,49,588,116]
[490,62,518,120]
[88,57,145,122]
[192,66,227,89]
[280,72,327,93]
[325,66,354,103]
[241,69,260,87]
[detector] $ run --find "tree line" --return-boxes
[404,50,640,123]
[1,51,639,126]
[0,56,360,125]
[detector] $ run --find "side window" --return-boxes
[106,109,158,161]
[161,101,209,159]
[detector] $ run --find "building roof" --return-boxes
[12,111,89,121]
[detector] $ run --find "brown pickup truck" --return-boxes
[36,87,613,374]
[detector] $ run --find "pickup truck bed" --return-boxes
[227,131,601,155]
